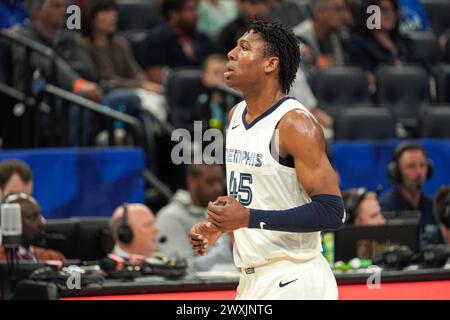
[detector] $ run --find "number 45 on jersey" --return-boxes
[228,171,253,206]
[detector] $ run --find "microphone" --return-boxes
[1,203,22,248]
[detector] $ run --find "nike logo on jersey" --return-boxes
[259,222,266,230]
[232,124,240,130]
[279,279,298,288]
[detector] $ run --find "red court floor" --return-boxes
[62,280,450,300]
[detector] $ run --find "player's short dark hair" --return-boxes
[0,160,33,191]
[246,20,300,94]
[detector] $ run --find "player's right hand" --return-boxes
[189,220,222,256]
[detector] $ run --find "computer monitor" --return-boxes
[334,221,420,262]
[43,217,113,261]
[43,219,79,259]
[76,218,113,261]
[382,210,421,225]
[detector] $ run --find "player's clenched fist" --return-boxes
[207,196,250,232]
[189,220,222,256]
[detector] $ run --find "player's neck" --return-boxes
[244,87,285,122]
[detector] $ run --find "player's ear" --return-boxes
[264,57,279,74]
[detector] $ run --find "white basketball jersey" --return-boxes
[226,97,322,268]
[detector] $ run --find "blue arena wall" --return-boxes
[0,147,145,218]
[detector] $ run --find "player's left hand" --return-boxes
[207,196,250,232]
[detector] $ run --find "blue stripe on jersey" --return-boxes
[241,96,296,130]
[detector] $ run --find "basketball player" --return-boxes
[189,21,345,300]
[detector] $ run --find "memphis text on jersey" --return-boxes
[225,148,263,168]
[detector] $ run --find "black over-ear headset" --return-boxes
[344,188,368,224]
[116,203,133,244]
[441,192,450,228]
[387,141,434,185]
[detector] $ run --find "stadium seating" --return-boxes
[421,0,450,36]
[117,0,162,32]
[376,65,430,128]
[420,106,450,138]
[312,66,371,116]
[333,107,397,140]
[0,37,12,85]
[408,31,443,65]
[165,67,204,129]
[432,63,450,103]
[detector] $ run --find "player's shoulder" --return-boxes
[279,106,319,132]
[278,106,324,145]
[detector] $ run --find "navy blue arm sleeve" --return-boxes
[248,194,345,232]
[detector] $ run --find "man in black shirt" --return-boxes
[380,142,442,246]
[137,0,215,84]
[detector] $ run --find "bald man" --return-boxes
[109,204,159,258]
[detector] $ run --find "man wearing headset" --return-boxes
[0,193,65,261]
[342,188,386,226]
[108,203,159,258]
[433,186,450,245]
[379,141,441,246]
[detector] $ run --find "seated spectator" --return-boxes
[193,54,241,133]
[137,0,215,84]
[156,162,225,260]
[343,188,386,226]
[0,0,29,30]
[347,0,429,75]
[0,193,65,261]
[0,159,33,197]
[433,186,450,245]
[379,141,440,247]
[14,0,102,101]
[109,203,159,258]
[80,0,164,97]
[215,0,269,55]
[197,0,237,39]
[293,0,347,68]
[80,0,168,172]
[12,0,104,146]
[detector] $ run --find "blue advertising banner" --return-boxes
[0,147,145,218]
